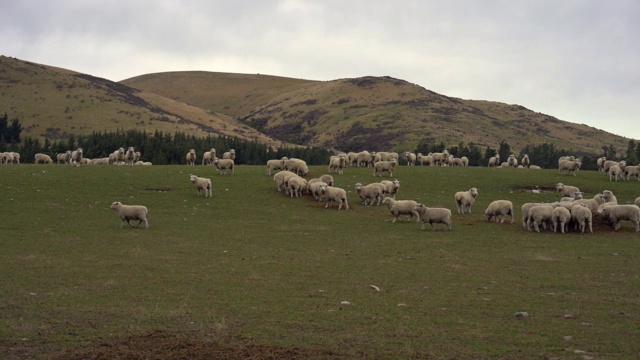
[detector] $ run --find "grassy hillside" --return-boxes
[1,164,639,359]
[0,56,283,146]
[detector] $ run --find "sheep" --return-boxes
[558,158,581,176]
[274,171,299,193]
[8,152,20,164]
[488,154,500,167]
[560,191,583,202]
[551,206,571,233]
[599,205,640,232]
[414,203,452,230]
[185,149,196,165]
[308,180,327,201]
[596,157,607,172]
[373,159,397,177]
[110,201,149,229]
[357,151,374,167]
[507,154,518,168]
[317,184,349,210]
[70,148,83,165]
[558,155,575,165]
[214,158,234,175]
[602,160,622,174]
[521,154,530,168]
[284,158,309,176]
[266,157,288,176]
[347,152,359,167]
[520,202,548,229]
[527,204,554,232]
[2,152,14,164]
[355,182,383,206]
[416,153,433,166]
[133,151,141,163]
[319,174,334,187]
[328,155,346,174]
[556,183,581,198]
[574,193,605,213]
[189,175,212,198]
[528,165,541,170]
[607,163,625,181]
[57,151,72,164]
[133,161,152,166]
[460,156,469,167]
[623,165,640,181]
[636,197,640,208]
[91,158,110,165]
[379,179,400,199]
[454,187,478,214]
[429,150,449,166]
[382,197,419,223]
[124,146,136,165]
[571,203,593,233]
[484,200,514,224]
[34,153,53,164]
[202,148,217,166]
[222,149,236,160]
[287,176,308,198]
[602,190,617,204]
[403,151,417,166]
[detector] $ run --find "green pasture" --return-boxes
[1,164,639,359]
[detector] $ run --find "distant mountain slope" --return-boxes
[0,56,283,146]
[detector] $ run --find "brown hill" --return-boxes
[0,56,283,146]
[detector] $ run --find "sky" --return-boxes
[2,0,640,141]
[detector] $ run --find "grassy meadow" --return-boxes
[1,163,639,359]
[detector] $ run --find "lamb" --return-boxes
[598,205,640,232]
[110,201,149,229]
[414,203,452,230]
[34,153,53,164]
[488,154,500,167]
[379,179,400,199]
[266,157,288,176]
[484,200,514,223]
[521,154,530,168]
[551,206,571,233]
[214,158,234,175]
[558,158,581,176]
[189,175,212,198]
[287,176,308,198]
[373,159,397,177]
[556,183,581,198]
[454,187,478,214]
[571,203,593,233]
[623,165,640,181]
[328,155,346,174]
[318,184,349,210]
[284,158,309,176]
[202,148,217,166]
[527,204,554,232]
[382,197,419,223]
[185,149,197,165]
[222,149,236,160]
[403,151,417,166]
[355,182,383,206]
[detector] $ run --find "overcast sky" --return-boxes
[3,0,639,141]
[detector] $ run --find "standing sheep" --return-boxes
[318,184,349,210]
[403,152,417,166]
[373,160,397,177]
[596,157,607,172]
[110,201,149,229]
[287,176,308,198]
[623,165,640,181]
[415,203,452,230]
[202,148,217,166]
[70,148,83,165]
[222,149,236,160]
[507,154,518,168]
[328,155,346,174]
[214,158,234,175]
[602,190,617,204]
[551,206,571,233]
[599,205,640,232]
[488,154,500,168]
[189,175,212,198]
[559,158,581,176]
[607,163,624,182]
[382,197,419,223]
[124,146,136,165]
[284,158,309,176]
[266,157,288,176]
[556,183,581,198]
[185,149,197,165]
[454,188,478,214]
[484,200,514,223]
[527,205,554,232]
[34,153,53,164]
[379,179,400,199]
[274,171,299,193]
[521,154,530,168]
[57,151,72,164]
[355,182,383,206]
[571,203,593,233]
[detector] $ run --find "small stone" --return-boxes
[340,301,351,306]
[514,311,529,319]
[564,314,576,319]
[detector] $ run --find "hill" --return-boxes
[0,56,283,146]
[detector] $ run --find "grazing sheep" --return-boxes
[454,187,478,214]
[202,148,217,166]
[403,151,417,166]
[551,206,571,233]
[521,202,546,229]
[355,182,383,206]
[415,203,452,231]
[521,154,530,168]
[484,200,514,223]
[571,203,593,233]
[124,146,136,165]
[373,160,397,177]
[599,205,640,232]
[559,158,581,176]
[284,158,309,176]
[602,190,618,204]
[57,151,72,164]
[266,157,288,176]
[623,165,640,181]
[556,183,581,198]
[274,171,299,193]
[319,174,334,187]
[527,204,554,232]
[596,157,607,172]
[488,154,500,168]
[34,153,53,164]
[214,158,234,175]
[328,155,346,174]
[110,201,149,229]
[222,149,236,160]
[318,184,349,210]
[189,175,212,198]
[185,149,197,165]
[382,197,419,223]
[287,176,308,198]
[379,179,400,199]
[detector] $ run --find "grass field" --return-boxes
[1,164,639,359]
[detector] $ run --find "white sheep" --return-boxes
[454,187,478,214]
[528,165,541,170]
[202,148,217,166]
[596,157,607,172]
[403,151,417,166]
[318,184,349,210]
[414,203,452,230]
[602,160,622,174]
[571,203,593,233]
[556,183,581,198]
[507,154,518,168]
[602,190,617,204]
[382,197,419,223]
[527,204,554,232]
[214,158,234,175]
[185,149,196,165]
[284,158,309,176]
[347,152,359,167]
[484,200,514,223]
[328,155,346,174]
[287,176,308,198]
[636,197,640,208]
[355,182,383,206]
[560,191,583,202]
[623,165,640,181]
[57,151,72,164]
[379,179,400,199]
[222,149,236,160]
[488,154,500,167]
[319,174,334,187]
[558,158,581,176]
[34,153,53,164]
[521,154,530,168]
[521,202,545,229]
[574,193,605,213]
[430,150,449,166]
[607,163,625,182]
[416,153,433,166]
[70,148,83,165]
[308,180,327,201]
[189,175,212,198]
[551,206,571,233]
[274,171,299,193]
[373,160,397,177]
[460,156,469,166]
[266,157,288,176]
[110,201,149,229]
[356,151,374,167]
[599,205,640,232]
[124,146,136,165]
